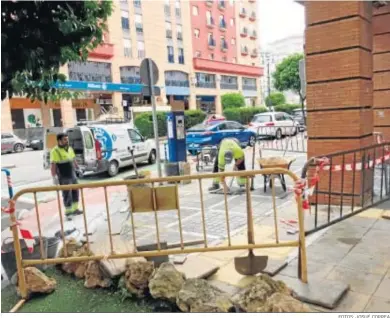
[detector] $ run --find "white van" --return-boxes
[43,122,156,177]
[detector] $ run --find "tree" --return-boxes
[1,1,113,102]
[272,53,305,105]
[221,93,245,109]
[265,92,286,107]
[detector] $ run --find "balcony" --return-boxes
[251,49,258,57]
[165,79,189,87]
[206,0,213,7]
[242,84,257,91]
[138,50,145,59]
[240,28,248,37]
[221,41,228,52]
[249,12,256,21]
[218,0,226,10]
[241,47,249,56]
[196,81,216,89]
[250,31,257,39]
[239,8,246,18]
[168,54,175,63]
[207,17,215,29]
[177,32,183,41]
[178,55,185,64]
[164,5,171,18]
[121,76,142,84]
[208,38,216,49]
[219,20,227,31]
[88,42,114,59]
[193,58,264,77]
[220,82,238,90]
[166,29,173,38]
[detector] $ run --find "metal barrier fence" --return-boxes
[5,169,308,307]
[253,126,307,154]
[301,141,390,235]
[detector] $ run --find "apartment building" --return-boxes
[1,0,263,132]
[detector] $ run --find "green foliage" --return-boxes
[274,104,301,115]
[265,92,286,106]
[223,107,268,124]
[1,1,113,102]
[272,53,304,98]
[221,93,245,109]
[134,110,207,138]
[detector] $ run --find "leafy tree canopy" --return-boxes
[1,0,113,103]
[221,93,245,109]
[272,53,304,100]
[265,92,286,107]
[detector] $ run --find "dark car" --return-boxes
[30,139,44,150]
[292,108,307,131]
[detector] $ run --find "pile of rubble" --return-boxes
[19,238,312,313]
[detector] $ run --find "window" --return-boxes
[137,41,145,58]
[123,39,132,57]
[167,45,174,63]
[175,0,181,17]
[206,10,212,25]
[178,48,184,64]
[121,10,130,30]
[227,122,243,130]
[275,114,284,122]
[83,132,94,149]
[231,38,236,45]
[218,123,228,131]
[135,14,143,33]
[133,0,141,7]
[210,53,214,60]
[1,133,13,139]
[165,0,171,17]
[194,29,200,38]
[195,51,201,57]
[229,0,234,5]
[219,15,226,28]
[230,18,234,26]
[166,22,172,38]
[192,5,198,15]
[128,129,143,143]
[177,24,183,40]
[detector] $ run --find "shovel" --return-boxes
[234,178,268,275]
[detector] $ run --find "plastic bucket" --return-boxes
[45,237,60,259]
[1,237,48,280]
[164,162,179,184]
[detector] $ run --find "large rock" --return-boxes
[123,258,154,298]
[18,267,56,297]
[149,262,186,302]
[58,238,81,257]
[260,292,313,312]
[60,244,92,279]
[232,274,291,312]
[84,261,112,289]
[176,278,233,312]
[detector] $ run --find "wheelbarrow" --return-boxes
[258,157,296,192]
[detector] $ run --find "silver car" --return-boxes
[1,133,26,154]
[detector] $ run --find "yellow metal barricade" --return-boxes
[5,168,308,311]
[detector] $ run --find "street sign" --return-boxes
[299,59,306,98]
[140,58,159,86]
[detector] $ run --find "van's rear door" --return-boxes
[43,127,64,170]
[79,126,97,169]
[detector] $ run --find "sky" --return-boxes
[257,0,305,48]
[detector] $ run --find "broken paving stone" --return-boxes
[256,292,313,312]
[124,258,154,298]
[60,244,92,279]
[84,261,112,289]
[149,262,186,302]
[18,267,56,297]
[176,278,233,313]
[232,274,291,312]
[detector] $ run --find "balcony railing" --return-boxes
[219,20,226,31]
[135,23,143,33]
[165,79,189,87]
[196,81,216,88]
[241,47,249,56]
[221,41,228,52]
[250,31,257,39]
[251,49,258,57]
[249,12,256,21]
[207,17,215,28]
[88,43,115,59]
[208,38,216,48]
[177,32,183,41]
[239,8,246,17]
[220,82,238,90]
[123,47,132,58]
[240,28,248,37]
[175,8,181,18]
[121,76,142,84]
[178,55,185,64]
[164,5,171,17]
[166,29,172,38]
[218,0,226,10]
[168,54,175,63]
[242,84,257,91]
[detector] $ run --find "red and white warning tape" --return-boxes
[322,152,390,172]
[1,202,34,253]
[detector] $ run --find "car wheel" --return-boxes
[148,150,156,164]
[13,143,24,153]
[248,135,256,147]
[292,127,298,136]
[107,160,119,177]
[275,129,282,140]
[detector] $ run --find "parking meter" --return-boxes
[166,111,187,163]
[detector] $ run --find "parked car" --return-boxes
[203,114,226,125]
[292,108,307,131]
[186,120,256,155]
[248,112,299,139]
[1,133,26,154]
[30,139,44,150]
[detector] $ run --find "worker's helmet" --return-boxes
[224,150,234,165]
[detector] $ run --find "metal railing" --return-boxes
[301,141,390,235]
[165,79,189,87]
[242,84,257,91]
[196,81,216,88]
[5,169,308,310]
[220,82,238,90]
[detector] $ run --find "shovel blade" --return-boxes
[234,253,268,276]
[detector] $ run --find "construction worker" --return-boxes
[209,138,246,192]
[50,133,83,217]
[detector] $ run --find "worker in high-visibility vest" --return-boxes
[50,133,83,217]
[208,138,246,192]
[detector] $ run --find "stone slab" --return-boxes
[175,255,220,279]
[374,277,390,299]
[208,280,242,298]
[261,257,288,277]
[275,275,350,309]
[365,296,390,312]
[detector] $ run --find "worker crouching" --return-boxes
[209,138,246,192]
